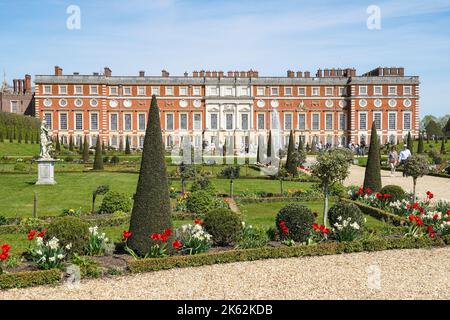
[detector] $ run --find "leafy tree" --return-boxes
[82,135,89,162]
[363,123,382,192]
[444,117,450,138]
[311,149,351,228]
[93,136,104,170]
[403,155,429,202]
[417,132,424,154]
[284,130,297,176]
[125,136,131,155]
[128,95,172,255]
[425,120,443,140]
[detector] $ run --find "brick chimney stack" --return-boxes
[296,71,303,78]
[227,71,233,77]
[200,70,205,77]
[398,67,404,76]
[193,71,199,77]
[13,79,18,93]
[218,71,224,78]
[54,66,63,76]
[304,71,311,78]
[24,74,31,93]
[206,71,211,77]
[287,70,295,78]
[18,79,23,94]
[104,67,112,77]
[139,70,145,77]
[162,70,170,77]
[316,69,323,78]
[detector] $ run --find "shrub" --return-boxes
[45,216,90,255]
[13,163,27,172]
[70,254,102,278]
[99,191,132,214]
[64,156,74,163]
[186,190,214,214]
[110,155,120,165]
[190,176,216,194]
[235,223,269,249]
[0,215,7,226]
[203,208,243,246]
[219,166,240,179]
[379,185,406,202]
[275,203,315,243]
[328,202,365,242]
[18,218,46,233]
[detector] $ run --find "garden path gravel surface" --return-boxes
[1,247,449,300]
[344,165,450,199]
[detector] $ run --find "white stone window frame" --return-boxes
[311,113,320,130]
[388,86,397,96]
[298,113,307,130]
[123,113,133,132]
[59,112,68,131]
[90,112,99,131]
[374,85,383,96]
[373,111,383,130]
[403,86,412,96]
[165,113,175,131]
[284,112,293,130]
[359,86,368,96]
[325,112,333,131]
[43,85,52,94]
[256,87,265,96]
[403,111,412,130]
[137,112,147,131]
[209,113,219,130]
[358,112,368,131]
[284,87,293,96]
[179,112,188,131]
[270,87,279,96]
[338,87,346,96]
[179,87,188,96]
[44,112,53,129]
[109,113,119,132]
[325,87,334,96]
[123,86,132,96]
[10,100,18,113]
[312,87,320,96]
[192,86,201,96]
[257,113,265,130]
[109,86,118,96]
[388,112,397,131]
[165,86,174,96]
[138,86,147,96]
[298,87,307,96]
[74,112,83,131]
[240,113,250,130]
[89,85,99,95]
[193,112,202,131]
[58,85,68,95]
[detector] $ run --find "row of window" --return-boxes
[42,84,415,97]
[358,112,412,131]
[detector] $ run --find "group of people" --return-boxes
[348,142,366,156]
[388,145,412,177]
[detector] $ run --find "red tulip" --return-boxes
[122,230,132,240]
[433,214,439,220]
[312,223,319,230]
[37,229,45,238]
[163,228,172,237]
[150,233,160,241]
[27,230,37,241]
[408,215,415,221]
[160,234,168,242]
[194,219,203,225]
[172,240,182,249]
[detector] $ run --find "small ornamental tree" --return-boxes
[440,137,446,155]
[444,117,450,138]
[93,136,104,170]
[82,135,89,162]
[407,131,413,155]
[363,123,382,192]
[102,141,106,155]
[125,136,131,155]
[256,141,260,164]
[128,95,172,255]
[267,131,272,160]
[417,132,424,154]
[403,154,429,202]
[285,130,297,176]
[311,149,351,228]
[425,120,442,140]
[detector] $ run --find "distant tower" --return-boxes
[1,69,8,92]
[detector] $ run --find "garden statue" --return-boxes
[36,120,56,185]
[39,120,53,159]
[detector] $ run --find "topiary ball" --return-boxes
[328,202,365,233]
[99,191,132,214]
[45,216,90,255]
[380,185,406,202]
[186,190,214,214]
[203,208,243,246]
[275,203,315,243]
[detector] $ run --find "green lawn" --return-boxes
[238,200,388,230]
[0,141,39,157]
[0,172,314,217]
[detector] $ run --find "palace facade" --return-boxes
[34,66,419,150]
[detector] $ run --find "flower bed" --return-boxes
[340,198,403,226]
[127,236,449,273]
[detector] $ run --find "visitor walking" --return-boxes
[399,145,412,177]
[388,146,399,176]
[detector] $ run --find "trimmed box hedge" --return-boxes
[340,198,403,226]
[0,269,61,289]
[128,236,447,273]
[237,195,324,204]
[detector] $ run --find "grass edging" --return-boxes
[237,195,324,204]
[340,198,404,226]
[0,269,62,289]
[127,236,449,273]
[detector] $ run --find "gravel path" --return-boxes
[2,247,449,300]
[344,165,450,199]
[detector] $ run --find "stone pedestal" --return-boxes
[36,159,56,185]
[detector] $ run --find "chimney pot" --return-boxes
[398,67,404,76]
[193,71,199,77]
[304,71,311,78]
[218,71,224,78]
[227,71,233,77]
[316,69,323,78]
[162,70,170,77]
[212,71,217,77]
[184,71,189,77]
[206,71,211,77]
[18,79,23,94]
[54,66,62,76]
[24,75,31,93]
[13,79,18,93]
[139,70,145,77]
[200,70,205,77]
[296,71,303,78]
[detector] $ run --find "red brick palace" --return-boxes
[34,66,419,150]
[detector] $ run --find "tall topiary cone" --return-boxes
[128,95,172,255]
[285,130,297,176]
[440,137,446,155]
[82,135,89,162]
[93,136,104,170]
[298,135,304,153]
[363,123,382,192]
[125,136,131,154]
[55,134,61,151]
[417,132,424,154]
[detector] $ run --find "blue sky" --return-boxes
[1,0,449,116]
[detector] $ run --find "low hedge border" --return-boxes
[340,198,403,226]
[128,236,449,273]
[237,195,324,204]
[0,269,62,289]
